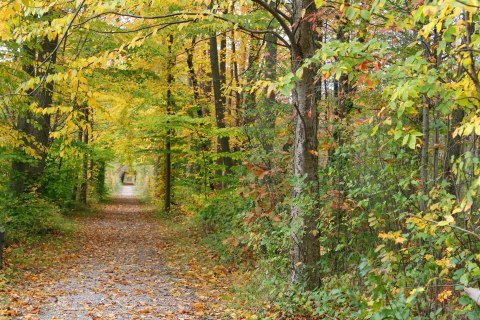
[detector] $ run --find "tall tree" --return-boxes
[210,32,233,174]
[79,103,90,205]
[164,34,175,212]
[10,21,58,196]
[252,0,321,289]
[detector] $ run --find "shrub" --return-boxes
[0,193,70,242]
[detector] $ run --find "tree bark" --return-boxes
[186,36,201,116]
[289,0,321,290]
[10,32,58,196]
[420,98,430,212]
[243,38,259,126]
[231,30,242,127]
[79,105,89,205]
[209,32,233,172]
[164,34,175,213]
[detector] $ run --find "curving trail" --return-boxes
[13,186,203,320]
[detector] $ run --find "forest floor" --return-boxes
[1,186,254,320]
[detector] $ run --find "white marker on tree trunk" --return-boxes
[464,287,480,305]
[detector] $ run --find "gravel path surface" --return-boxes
[15,186,201,320]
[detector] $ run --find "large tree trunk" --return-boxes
[289,0,321,290]
[186,36,201,116]
[209,33,233,172]
[10,33,58,196]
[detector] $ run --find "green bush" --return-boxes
[197,190,250,261]
[0,193,70,242]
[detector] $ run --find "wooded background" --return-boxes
[1,0,480,318]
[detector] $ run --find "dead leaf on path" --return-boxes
[192,302,205,310]
[87,312,102,319]
[27,306,40,314]
[0,307,18,316]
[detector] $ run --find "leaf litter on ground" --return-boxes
[0,190,258,320]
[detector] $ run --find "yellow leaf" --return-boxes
[395,236,406,244]
[438,215,454,226]
[437,289,452,302]
[452,208,462,214]
[0,22,10,40]
[409,287,425,295]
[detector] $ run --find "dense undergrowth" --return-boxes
[0,155,110,244]
[176,166,480,319]
[0,193,70,243]
[164,109,480,319]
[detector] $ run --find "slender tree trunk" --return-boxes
[420,37,435,211]
[154,155,161,199]
[263,24,278,153]
[419,97,430,212]
[72,119,83,201]
[328,21,354,272]
[165,134,171,212]
[202,49,213,111]
[433,109,439,187]
[220,34,228,122]
[231,30,242,128]
[164,34,175,212]
[244,38,259,125]
[80,105,89,205]
[444,107,464,196]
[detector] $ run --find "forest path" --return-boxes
[11,185,210,320]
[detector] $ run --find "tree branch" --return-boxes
[74,10,291,47]
[251,0,295,46]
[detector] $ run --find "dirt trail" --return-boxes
[13,186,206,320]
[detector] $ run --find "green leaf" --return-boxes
[408,135,417,149]
[394,129,403,140]
[322,63,333,71]
[360,10,371,21]
[346,6,357,20]
[402,134,409,146]
[460,273,469,286]
[397,104,406,117]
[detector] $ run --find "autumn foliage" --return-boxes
[1,0,480,319]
